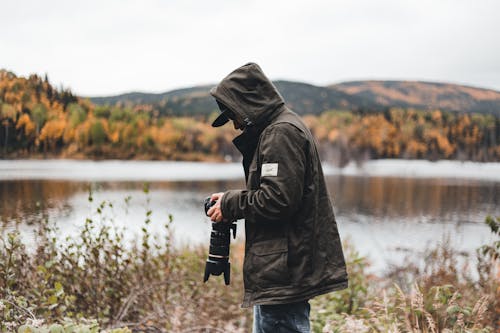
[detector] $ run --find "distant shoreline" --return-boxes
[325,159,500,182]
[1,158,499,182]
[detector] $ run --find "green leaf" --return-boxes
[446,305,461,315]
[47,294,58,304]
[54,282,64,296]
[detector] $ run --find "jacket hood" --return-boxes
[210,63,285,128]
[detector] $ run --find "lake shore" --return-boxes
[1,159,498,274]
[2,214,498,332]
[1,158,500,182]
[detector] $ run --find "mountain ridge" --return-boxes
[88,79,500,116]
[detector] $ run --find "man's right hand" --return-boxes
[207,192,225,223]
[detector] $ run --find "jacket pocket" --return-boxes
[246,238,289,288]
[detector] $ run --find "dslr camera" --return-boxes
[203,197,237,285]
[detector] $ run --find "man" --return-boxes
[207,63,348,333]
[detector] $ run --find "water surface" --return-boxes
[1,160,499,272]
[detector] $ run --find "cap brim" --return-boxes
[211,111,230,127]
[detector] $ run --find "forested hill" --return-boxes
[1,69,499,162]
[90,80,500,116]
[333,81,500,115]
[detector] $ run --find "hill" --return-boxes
[89,80,500,116]
[1,69,499,162]
[332,80,500,115]
[90,85,212,107]
[89,81,365,117]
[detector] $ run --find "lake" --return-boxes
[1,159,499,273]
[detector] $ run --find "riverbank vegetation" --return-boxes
[0,189,252,332]
[1,70,499,164]
[1,189,499,332]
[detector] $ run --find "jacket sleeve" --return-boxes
[221,123,307,222]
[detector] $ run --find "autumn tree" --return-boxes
[0,103,16,155]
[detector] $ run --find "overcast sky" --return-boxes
[1,0,499,96]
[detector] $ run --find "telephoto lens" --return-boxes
[203,197,237,285]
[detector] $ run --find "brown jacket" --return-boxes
[211,63,348,308]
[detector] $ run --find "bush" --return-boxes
[1,186,250,332]
[312,217,499,333]
[1,187,498,332]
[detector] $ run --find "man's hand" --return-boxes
[207,192,225,222]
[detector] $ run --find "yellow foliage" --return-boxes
[424,128,455,157]
[406,140,428,157]
[73,120,92,146]
[109,131,120,144]
[39,119,67,143]
[16,114,36,137]
[328,129,339,143]
[431,110,442,123]
[1,66,498,161]
[63,127,75,143]
[314,124,329,141]
[1,103,16,119]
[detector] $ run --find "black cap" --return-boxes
[211,100,232,127]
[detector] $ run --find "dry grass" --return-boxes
[1,189,498,332]
[315,226,499,333]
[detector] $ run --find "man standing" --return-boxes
[207,63,348,333]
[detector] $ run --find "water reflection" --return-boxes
[0,180,82,226]
[1,175,498,272]
[2,176,498,228]
[330,176,499,224]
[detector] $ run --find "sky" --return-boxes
[1,0,499,96]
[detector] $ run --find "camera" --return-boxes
[203,197,237,285]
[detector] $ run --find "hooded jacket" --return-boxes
[210,63,348,308]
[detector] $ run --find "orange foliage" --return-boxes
[307,109,498,162]
[39,118,67,149]
[16,114,36,137]
[1,70,499,161]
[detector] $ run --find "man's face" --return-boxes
[226,111,245,131]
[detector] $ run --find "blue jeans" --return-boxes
[253,300,311,333]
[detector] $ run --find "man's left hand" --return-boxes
[207,192,225,222]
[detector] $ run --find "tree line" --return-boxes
[1,69,499,163]
[305,109,500,166]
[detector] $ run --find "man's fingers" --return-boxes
[207,193,224,222]
[210,192,224,201]
[215,213,222,222]
[208,208,224,222]
[207,206,215,216]
[210,212,220,222]
[207,206,223,221]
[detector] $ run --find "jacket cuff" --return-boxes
[221,189,244,221]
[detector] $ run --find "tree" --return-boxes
[32,103,48,136]
[38,119,67,152]
[67,103,87,127]
[90,120,107,147]
[16,113,36,151]
[1,103,16,155]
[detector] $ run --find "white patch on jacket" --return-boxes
[261,163,278,177]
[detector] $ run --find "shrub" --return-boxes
[314,216,499,333]
[1,187,498,332]
[1,186,250,332]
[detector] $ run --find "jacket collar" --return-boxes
[232,105,286,156]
